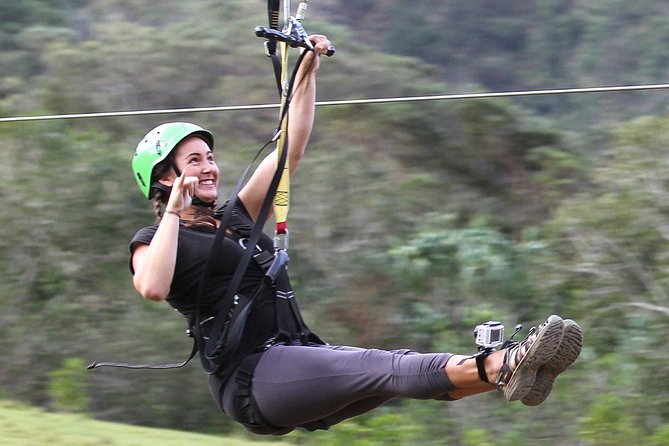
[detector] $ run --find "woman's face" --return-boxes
[166,135,220,204]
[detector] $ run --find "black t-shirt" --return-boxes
[129,203,278,347]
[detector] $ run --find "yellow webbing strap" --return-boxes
[273,1,294,240]
[274,37,290,238]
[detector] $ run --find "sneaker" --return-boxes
[521,319,583,406]
[496,315,565,401]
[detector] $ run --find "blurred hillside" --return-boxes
[1,1,668,445]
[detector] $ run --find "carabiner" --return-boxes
[274,228,289,251]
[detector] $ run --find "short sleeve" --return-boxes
[128,225,158,274]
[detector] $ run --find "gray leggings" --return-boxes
[208,344,455,434]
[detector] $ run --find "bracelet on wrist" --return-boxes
[165,210,181,217]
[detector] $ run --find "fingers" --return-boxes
[308,34,333,56]
[174,169,198,194]
[300,34,332,76]
[182,176,198,198]
[166,170,198,213]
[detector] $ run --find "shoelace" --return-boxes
[494,324,532,388]
[500,324,534,364]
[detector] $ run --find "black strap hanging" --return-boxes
[195,142,290,375]
[273,266,324,346]
[266,0,283,95]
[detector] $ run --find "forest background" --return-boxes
[1,1,669,445]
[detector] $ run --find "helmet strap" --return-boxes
[192,197,216,209]
[151,181,172,197]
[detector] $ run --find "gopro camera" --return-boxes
[474,321,504,349]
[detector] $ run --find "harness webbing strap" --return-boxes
[233,352,279,432]
[274,269,323,345]
[196,45,313,371]
[197,131,290,375]
[266,0,282,95]
[268,0,280,31]
[273,1,292,237]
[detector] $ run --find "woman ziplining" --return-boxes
[120,27,584,434]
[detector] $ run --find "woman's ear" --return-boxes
[157,173,176,187]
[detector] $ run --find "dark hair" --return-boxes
[149,156,174,223]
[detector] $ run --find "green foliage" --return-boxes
[297,405,426,446]
[462,428,494,446]
[0,1,80,33]
[48,358,89,413]
[323,0,669,127]
[644,424,669,446]
[581,393,644,446]
[387,215,538,307]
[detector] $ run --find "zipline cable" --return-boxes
[2,82,669,123]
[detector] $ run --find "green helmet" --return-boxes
[132,122,214,199]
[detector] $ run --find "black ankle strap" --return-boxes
[457,348,496,383]
[475,352,490,383]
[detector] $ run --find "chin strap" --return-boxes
[150,181,171,197]
[191,197,216,210]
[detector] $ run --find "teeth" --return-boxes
[200,180,214,185]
